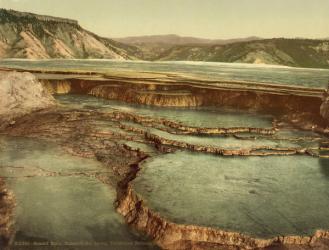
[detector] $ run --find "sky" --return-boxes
[0,0,328,39]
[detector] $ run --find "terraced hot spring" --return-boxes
[0,136,155,249]
[134,152,329,238]
[55,94,274,128]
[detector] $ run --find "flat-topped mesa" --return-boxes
[0,8,79,25]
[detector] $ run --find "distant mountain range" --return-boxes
[115,34,262,46]
[0,9,328,69]
[114,35,264,61]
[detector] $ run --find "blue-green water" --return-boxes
[0,59,329,87]
[0,136,155,249]
[56,94,274,128]
[54,95,329,238]
[134,152,329,238]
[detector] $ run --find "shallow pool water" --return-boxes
[55,95,274,128]
[0,136,155,249]
[134,151,329,238]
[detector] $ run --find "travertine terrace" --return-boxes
[0,68,328,249]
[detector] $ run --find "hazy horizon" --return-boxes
[112,34,325,40]
[0,0,328,40]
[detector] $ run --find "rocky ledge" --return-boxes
[0,71,55,127]
[0,178,15,249]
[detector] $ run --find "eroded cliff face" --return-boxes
[90,85,203,107]
[41,79,72,94]
[90,84,323,116]
[0,72,55,123]
[0,9,139,59]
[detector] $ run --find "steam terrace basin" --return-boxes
[133,152,329,238]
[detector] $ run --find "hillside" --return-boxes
[115,34,261,61]
[0,9,328,69]
[151,38,329,68]
[0,9,139,59]
[115,34,329,69]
